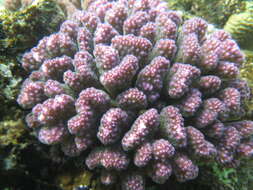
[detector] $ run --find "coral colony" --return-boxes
[17,0,253,189]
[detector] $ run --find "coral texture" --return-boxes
[17,0,253,190]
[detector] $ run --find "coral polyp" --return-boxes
[17,0,253,189]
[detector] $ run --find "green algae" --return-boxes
[0,119,29,170]
[56,169,104,190]
[224,2,253,50]
[194,161,253,190]
[167,0,246,27]
[0,56,22,103]
[0,0,65,55]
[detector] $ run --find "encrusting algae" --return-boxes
[56,169,104,190]
[0,0,65,55]
[224,1,253,50]
[2,0,88,17]
[167,0,246,27]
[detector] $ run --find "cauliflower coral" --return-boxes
[17,0,253,189]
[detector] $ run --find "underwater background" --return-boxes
[0,0,253,190]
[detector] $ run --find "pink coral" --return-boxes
[17,0,253,189]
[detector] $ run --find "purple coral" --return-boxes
[136,56,170,102]
[166,63,200,98]
[134,142,153,167]
[97,108,130,145]
[38,123,68,145]
[18,0,253,189]
[186,126,217,159]
[148,160,172,184]
[173,153,199,182]
[122,109,160,151]
[100,55,139,95]
[160,106,187,147]
[122,173,145,190]
[17,80,46,109]
[152,139,175,161]
[86,146,129,171]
